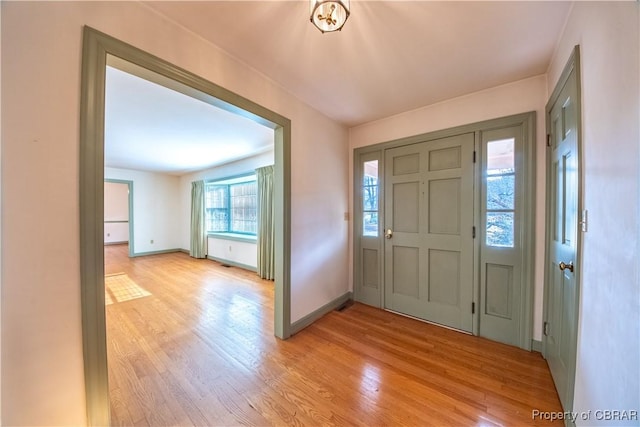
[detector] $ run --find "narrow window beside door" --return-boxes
[486,139,515,248]
[363,160,379,237]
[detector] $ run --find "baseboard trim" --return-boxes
[104,241,128,246]
[206,256,257,273]
[290,291,353,335]
[531,339,543,353]
[130,248,182,258]
[179,248,189,254]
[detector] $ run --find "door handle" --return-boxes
[385,229,393,239]
[559,261,574,273]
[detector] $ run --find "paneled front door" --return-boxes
[384,133,475,332]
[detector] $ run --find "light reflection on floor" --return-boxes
[359,362,382,402]
[105,272,151,305]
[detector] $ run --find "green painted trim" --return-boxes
[104,220,128,224]
[80,26,292,426]
[206,256,258,273]
[354,111,538,155]
[543,45,583,417]
[129,248,183,258]
[80,27,109,427]
[103,241,128,246]
[531,339,542,353]
[179,248,190,254]
[290,292,353,335]
[208,233,257,243]
[105,178,134,257]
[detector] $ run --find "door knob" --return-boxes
[385,229,393,239]
[559,261,574,273]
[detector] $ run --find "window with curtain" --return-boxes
[205,175,257,236]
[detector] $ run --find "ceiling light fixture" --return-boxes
[310,0,350,33]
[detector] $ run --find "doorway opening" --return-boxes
[80,27,291,425]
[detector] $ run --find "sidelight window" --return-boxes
[362,160,379,236]
[486,138,515,247]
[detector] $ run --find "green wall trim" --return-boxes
[103,241,128,246]
[206,256,258,273]
[531,339,542,353]
[290,292,353,335]
[80,26,292,426]
[208,233,257,244]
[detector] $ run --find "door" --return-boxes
[384,133,474,332]
[544,49,581,412]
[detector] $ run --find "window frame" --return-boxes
[205,173,258,239]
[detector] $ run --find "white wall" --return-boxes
[349,75,549,340]
[105,168,181,254]
[547,2,639,424]
[104,181,129,244]
[1,3,348,424]
[208,237,257,270]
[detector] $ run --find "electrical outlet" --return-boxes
[150,239,154,244]
[107,233,110,237]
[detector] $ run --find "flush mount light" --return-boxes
[310,0,350,33]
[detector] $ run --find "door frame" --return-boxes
[542,45,583,415]
[103,179,134,256]
[80,27,292,426]
[353,111,536,347]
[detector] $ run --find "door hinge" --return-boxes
[544,321,550,336]
[546,134,551,147]
[472,226,476,239]
[473,151,477,163]
[472,302,476,314]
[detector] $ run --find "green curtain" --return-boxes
[256,165,275,280]
[190,180,207,259]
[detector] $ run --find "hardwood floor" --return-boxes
[105,244,562,426]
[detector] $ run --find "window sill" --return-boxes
[207,233,257,243]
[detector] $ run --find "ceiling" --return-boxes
[105,65,274,175]
[147,1,573,127]
[106,1,573,175]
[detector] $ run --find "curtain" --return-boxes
[190,180,207,259]
[256,165,275,280]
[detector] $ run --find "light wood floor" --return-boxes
[105,244,562,426]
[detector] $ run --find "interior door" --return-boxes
[384,133,474,332]
[544,57,580,412]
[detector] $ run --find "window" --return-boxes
[205,175,257,235]
[362,160,379,236]
[486,138,515,247]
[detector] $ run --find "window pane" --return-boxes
[363,185,378,211]
[487,138,514,175]
[363,212,378,236]
[229,181,257,234]
[487,175,515,210]
[362,160,379,237]
[486,212,514,247]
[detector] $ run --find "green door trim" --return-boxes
[542,45,583,418]
[80,26,292,426]
[353,111,536,349]
[104,179,134,257]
